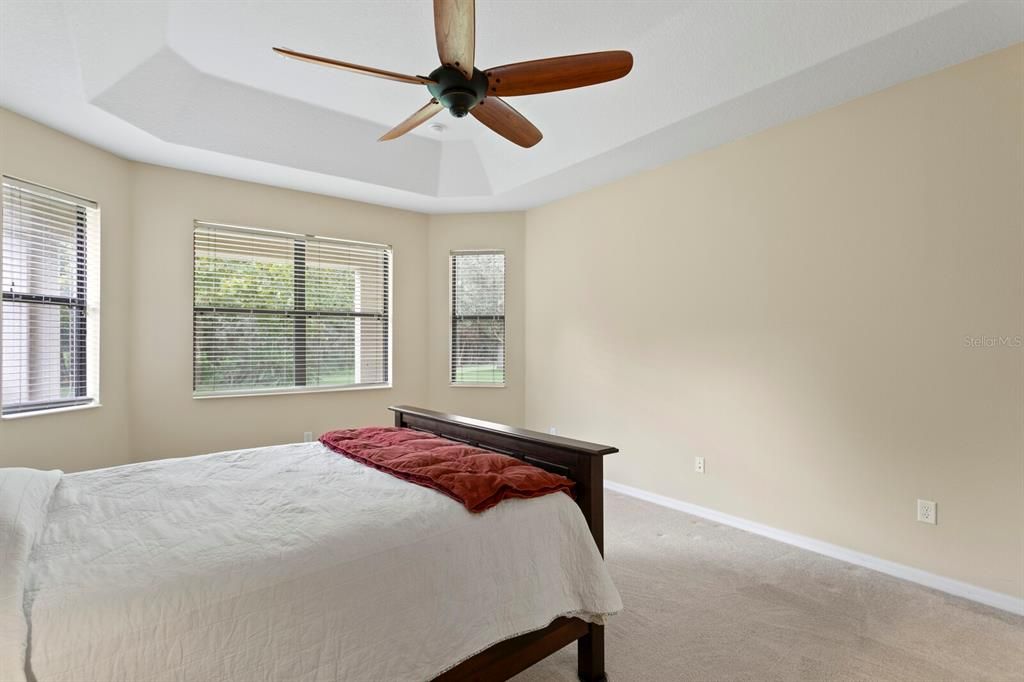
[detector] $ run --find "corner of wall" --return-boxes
[426,212,527,425]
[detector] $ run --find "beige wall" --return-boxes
[127,165,432,462]
[426,213,525,424]
[0,107,526,469]
[0,110,135,471]
[0,113,433,469]
[524,45,1024,598]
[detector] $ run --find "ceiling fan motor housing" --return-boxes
[427,66,488,118]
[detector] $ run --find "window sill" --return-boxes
[193,383,392,400]
[1,401,101,420]
[449,383,507,389]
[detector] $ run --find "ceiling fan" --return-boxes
[272,0,633,148]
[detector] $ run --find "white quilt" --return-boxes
[0,468,61,682]
[3,442,621,682]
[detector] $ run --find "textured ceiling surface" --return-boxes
[1,1,1021,213]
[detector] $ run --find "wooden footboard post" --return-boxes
[578,624,606,682]
[576,453,607,682]
[388,406,618,682]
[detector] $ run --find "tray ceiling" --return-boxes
[1,1,1020,213]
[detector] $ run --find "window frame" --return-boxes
[191,221,392,399]
[449,249,507,388]
[1,177,98,417]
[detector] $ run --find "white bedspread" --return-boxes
[0,468,61,682]
[6,442,621,682]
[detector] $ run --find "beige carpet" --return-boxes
[513,490,1024,682]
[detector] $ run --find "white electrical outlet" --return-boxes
[549,427,558,435]
[917,499,937,525]
[695,456,705,474]
[303,431,313,443]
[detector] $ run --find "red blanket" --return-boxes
[319,427,574,513]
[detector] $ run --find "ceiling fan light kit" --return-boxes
[273,0,633,148]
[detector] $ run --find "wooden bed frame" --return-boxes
[389,405,618,682]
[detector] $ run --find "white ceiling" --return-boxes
[1,1,1021,213]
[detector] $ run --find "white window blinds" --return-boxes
[450,251,505,385]
[193,222,391,396]
[2,177,100,416]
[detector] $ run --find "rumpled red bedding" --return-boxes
[319,426,574,513]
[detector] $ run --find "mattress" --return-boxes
[2,442,621,682]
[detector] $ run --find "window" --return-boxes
[2,177,100,416]
[450,250,505,386]
[193,222,390,397]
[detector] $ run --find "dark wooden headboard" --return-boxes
[389,405,617,555]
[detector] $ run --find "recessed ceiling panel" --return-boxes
[0,0,1020,212]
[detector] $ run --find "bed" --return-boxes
[1,405,621,682]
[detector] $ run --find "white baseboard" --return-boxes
[604,480,1024,617]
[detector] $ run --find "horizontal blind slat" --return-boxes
[193,222,390,395]
[450,252,505,385]
[2,177,98,414]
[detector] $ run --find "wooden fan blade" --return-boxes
[434,0,475,79]
[273,47,435,85]
[379,99,445,141]
[485,51,633,96]
[470,97,542,148]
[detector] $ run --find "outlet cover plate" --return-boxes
[695,456,706,474]
[917,499,937,525]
